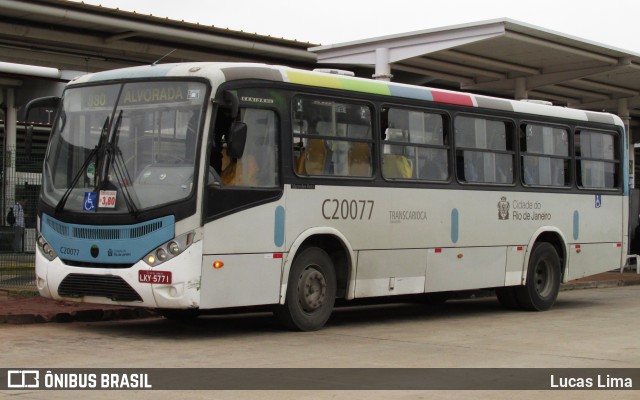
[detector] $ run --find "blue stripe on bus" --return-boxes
[274,206,285,247]
[573,210,580,240]
[451,208,459,244]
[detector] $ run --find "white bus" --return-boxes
[32,62,628,331]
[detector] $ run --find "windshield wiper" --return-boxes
[105,110,141,217]
[55,115,109,213]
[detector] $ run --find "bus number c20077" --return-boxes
[322,199,374,220]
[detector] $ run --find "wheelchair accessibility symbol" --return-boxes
[595,194,602,208]
[83,192,97,211]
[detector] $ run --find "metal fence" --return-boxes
[0,146,44,289]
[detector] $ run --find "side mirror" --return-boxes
[23,96,61,157]
[226,121,247,159]
[24,96,60,120]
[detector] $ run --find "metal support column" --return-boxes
[515,77,528,100]
[373,48,393,81]
[4,87,16,210]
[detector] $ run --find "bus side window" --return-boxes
[382,107,449,182]
[292,96,373,178]
[521,124,570,187]
[455,116,513,184]
[576,130,619,189]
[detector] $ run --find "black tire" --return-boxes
[495,287,521,310]
[275,247,337,331]
[514,242,561,311]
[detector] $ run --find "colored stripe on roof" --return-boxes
[286,71,390,95]
[286,70,479,107]
[388,85,434,101]
[431,91,474,107]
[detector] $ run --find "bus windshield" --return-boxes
[42,80,208,213]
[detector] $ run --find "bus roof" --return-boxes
[71,62,624,128]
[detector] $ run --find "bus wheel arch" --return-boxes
[517,230,567,311]
[276,231,354,331]
[526,229,567,283]
[281,230,354,303]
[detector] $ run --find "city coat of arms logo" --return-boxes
[498,196,510,220]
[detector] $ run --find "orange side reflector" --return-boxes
[213,261,224,269]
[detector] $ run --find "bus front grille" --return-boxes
[60,259,134,269]
[58,274,143,302]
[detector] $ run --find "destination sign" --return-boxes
[82,82,201,109]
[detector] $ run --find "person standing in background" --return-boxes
[13,198,25,253]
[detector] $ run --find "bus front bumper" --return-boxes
[35,241,203,310]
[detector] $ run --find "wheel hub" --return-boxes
[534,260,552,297]
[298,267,327,312]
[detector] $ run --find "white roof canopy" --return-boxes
[310,19,640,121]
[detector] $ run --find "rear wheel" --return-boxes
[275,247,336,331]
[515,242,561,311]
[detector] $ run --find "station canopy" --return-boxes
[310,19,640,127]
[2,2,640,130]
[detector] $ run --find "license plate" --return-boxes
[138,270,172,284]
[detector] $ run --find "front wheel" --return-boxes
[514,242,562,311]
[275,247,337,331]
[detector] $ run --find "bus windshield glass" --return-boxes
[42,80,207,213]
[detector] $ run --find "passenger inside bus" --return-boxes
[382,128,413,179]
[419,149,447,181]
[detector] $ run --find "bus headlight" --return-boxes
[36,233,58,261]
[144,231,195,266]
[168,241,180,255]
[156,248,168,262]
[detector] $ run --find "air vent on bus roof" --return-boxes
[313,68,355,77]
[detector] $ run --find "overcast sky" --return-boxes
[76,0,640,53]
